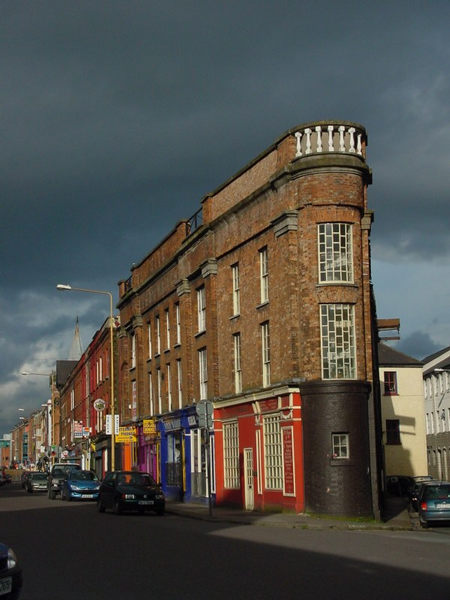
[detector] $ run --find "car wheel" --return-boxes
[420,519,429,529]
[97,499,105,513]
[113,500,122,515]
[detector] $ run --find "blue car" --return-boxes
[418,481,450,527]
[61,470,100,501]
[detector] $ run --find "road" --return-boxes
[1,484,449,600]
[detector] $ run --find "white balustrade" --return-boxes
[294,123,365,158]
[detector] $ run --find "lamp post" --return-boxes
[56,284,116,470]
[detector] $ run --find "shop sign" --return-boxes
[74,422,83,439]
[163,418,181,431]
[282,427,295,495]
[116,426,137,443]
[143,419,156,434]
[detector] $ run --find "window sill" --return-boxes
[230,314,240,321]
[330,458,354,466]
[195,330,206,338]
[383,392,398,396]
[174,343,181,349]
[164,348,170,354]
[316,282,357,288]
[256,301,269,310]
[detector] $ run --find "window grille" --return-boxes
[320,304,356,379]
[318,223,353,283]
[223,421,240,489]
[263,414,283,490]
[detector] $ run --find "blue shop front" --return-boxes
[158,405,215,504]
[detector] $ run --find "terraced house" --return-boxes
[116,120,382,518]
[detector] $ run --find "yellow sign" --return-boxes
[116,426,137,443]
[143,419,156,435]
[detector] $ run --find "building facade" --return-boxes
[423,346,450,480]
[378,342,427,477]
[57,318,119,476]
[117,120,381,517]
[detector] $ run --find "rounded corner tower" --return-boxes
[290,120,378,517]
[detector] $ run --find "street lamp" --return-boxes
[56,283,116,470]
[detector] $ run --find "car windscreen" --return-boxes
[52,468,66,477]
[423,484,450,499]
[31,473,48,480]
[117,473,156,487]
[70,471,98,481]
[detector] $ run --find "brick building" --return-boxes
[117,120,381,517]
[57,318,118,476]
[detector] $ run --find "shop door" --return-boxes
[244,448,254,511]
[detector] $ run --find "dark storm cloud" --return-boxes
[1,0,449,433]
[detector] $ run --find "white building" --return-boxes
[422,346,450,480]
[378,343,428,476]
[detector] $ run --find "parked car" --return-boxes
[97,471,165,515]
[25,472,48,493]
[47,463,81,499]
[0,543,22,599]
[408,476,436,511]
[61,470,100,501]
[417,481,450,527]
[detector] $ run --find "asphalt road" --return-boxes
[1,484,449,600]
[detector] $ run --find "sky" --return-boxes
[1,0,449,435]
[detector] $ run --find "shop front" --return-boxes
[213,387,304,513]
[158,406,213,504]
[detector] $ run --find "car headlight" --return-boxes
[7,548,17,569]
[71,485,80,491]
[123,494,135,499]
[155,494,165,500]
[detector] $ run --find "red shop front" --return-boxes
[213,386,304,513]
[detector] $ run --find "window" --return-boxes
[233,333,242,393]
[176,359,182,409]
[149,373,154,416]
[165,309,170,350]
[155,316,161,355]
[99,357,103,381]
[147,322,152,359]
[320,304,356,379]
[231,263,240,315]
[197,286,206,332]
[318,223,353,283]
[261,322,270,387]
[199,348,208,400]
[332,433,349,459]
[175,303,181,345]
[70,389,75,411]
[386,419,401,445]
[157,368,162,414]
[167,363,172,411]
[223,421,240,489]
[263,414,283,490]
[131,333,136,368]
[259,247,269,304]
[384,371,398,395]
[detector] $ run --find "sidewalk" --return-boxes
[166,496,416,531]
